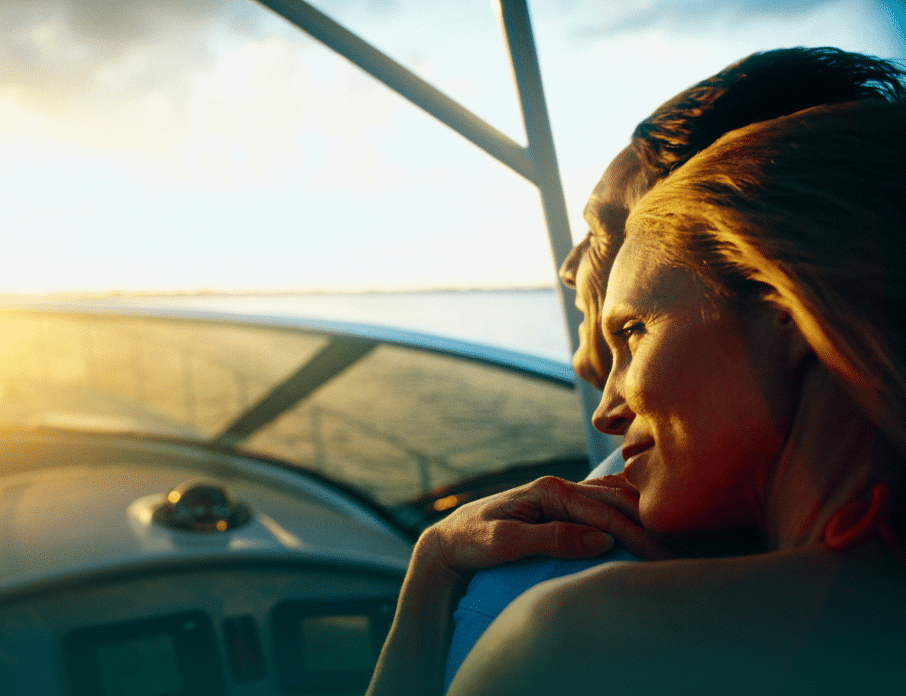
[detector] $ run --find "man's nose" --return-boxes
[559,233,591,288]
[592,374,633,435]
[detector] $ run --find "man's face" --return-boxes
[560,146,651,390]
[559,146,649,289]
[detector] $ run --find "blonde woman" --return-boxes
[449,99,906,695]
[368,63,906,695]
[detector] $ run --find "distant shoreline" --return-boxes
[2,289,572,361]
[1,286,559,302]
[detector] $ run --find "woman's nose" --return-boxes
[592,375,634,435]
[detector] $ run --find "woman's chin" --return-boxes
[638,496,715,537]
[639,498,767,556]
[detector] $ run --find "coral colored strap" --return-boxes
[823,482,891,552]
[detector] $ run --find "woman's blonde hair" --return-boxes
[627,100,906,460]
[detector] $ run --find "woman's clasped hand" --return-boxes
[421,474,674,581]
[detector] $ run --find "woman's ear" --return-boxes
[779,311,813,368]
[742,300,813,373]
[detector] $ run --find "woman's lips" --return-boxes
[621,441,653,468]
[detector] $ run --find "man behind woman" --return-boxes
[368,47,906,696]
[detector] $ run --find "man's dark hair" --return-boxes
[632,47,906,180]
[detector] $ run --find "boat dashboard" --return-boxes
[0,429,410,696]
[0,307,596,695]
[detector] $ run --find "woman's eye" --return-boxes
[615,321,645,341]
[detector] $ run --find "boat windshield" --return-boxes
[0,309,587,513]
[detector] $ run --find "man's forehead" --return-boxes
[583,146,648,233]
[583,202,628,239]
[565,145,650,290]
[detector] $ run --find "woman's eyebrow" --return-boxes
[601,302,635,334]
[602,290,663,334]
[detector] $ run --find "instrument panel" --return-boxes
[0,562,400,696]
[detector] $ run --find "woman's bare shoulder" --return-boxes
[448,547,906,696]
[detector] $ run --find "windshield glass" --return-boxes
[0,310,587,511]
[0,311,322,439]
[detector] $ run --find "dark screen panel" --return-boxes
[63,611,226,696]
[271,598,394,693]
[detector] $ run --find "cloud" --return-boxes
[0,0,426,179]
[0,0,268,110]
[569,0,894,38]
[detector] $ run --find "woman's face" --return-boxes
[578,233,800,534]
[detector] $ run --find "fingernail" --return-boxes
[582,531,613,554]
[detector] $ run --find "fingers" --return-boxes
[503,521,615,559]
[583,471,636,490]
[483,513,670,563]
[474,519,615,563]
[572,482,641,523]
[525,476,640,526]
[490,477,673,561]
[423,475,674,576]
[534,479,672,560]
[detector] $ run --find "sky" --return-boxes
[1,0,904,295]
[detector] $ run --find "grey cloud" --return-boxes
[571,0,905,39]
[0,0,265,108]
[10,0,256,47]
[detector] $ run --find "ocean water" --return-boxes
[70,288,575,361]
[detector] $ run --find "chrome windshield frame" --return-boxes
[254,0,615,465]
